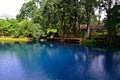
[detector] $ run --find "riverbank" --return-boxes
[0,37,119,47]
[0,38,31,42]
[0,37,104,45]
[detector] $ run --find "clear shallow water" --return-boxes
[0,42,120,80]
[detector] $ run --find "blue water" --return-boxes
[0,42,120,80]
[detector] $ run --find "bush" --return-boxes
[81,38,96,45]
[47,28,57,38]
[30,23,46,40]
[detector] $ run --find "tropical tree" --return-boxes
[18,20,32,37]
[100,0,120,45]
[29,23,46,40]
[0,19,10,37]
[105,5,120,45]
[80,0,99,37]
[42,0,88,37]
[42,0,60,35]
[16,0,37,21]
[7,19,20,37]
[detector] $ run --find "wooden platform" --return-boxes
[46,37,83,42]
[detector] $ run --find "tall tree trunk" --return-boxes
[99,1,101,24]
[87,21,90,37]
[86,6,90,38]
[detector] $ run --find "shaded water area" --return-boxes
[0,42,120,80]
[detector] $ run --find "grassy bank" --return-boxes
[0,38,31,42]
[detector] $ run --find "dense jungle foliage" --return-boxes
[0,0,119,45]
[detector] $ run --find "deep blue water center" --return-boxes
[0,42,120,80]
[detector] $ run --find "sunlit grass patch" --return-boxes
[0,37,31,42]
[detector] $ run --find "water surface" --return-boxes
[0,42,120,80]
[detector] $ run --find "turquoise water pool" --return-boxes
[0,42,120,80]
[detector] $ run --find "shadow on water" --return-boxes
[0,42,120,80]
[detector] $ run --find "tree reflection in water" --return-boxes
[0,42,120,80]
